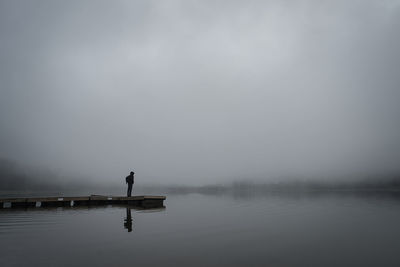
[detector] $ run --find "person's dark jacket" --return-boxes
[126,174,134,184]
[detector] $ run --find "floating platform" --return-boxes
[0,195,166,209]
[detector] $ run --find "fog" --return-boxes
[1,0,400,187]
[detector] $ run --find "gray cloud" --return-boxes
[1,0,400,185]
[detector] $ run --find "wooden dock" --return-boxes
[0,195,166,209]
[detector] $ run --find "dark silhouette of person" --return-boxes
[126,171,134,197]
[124,207,133,232]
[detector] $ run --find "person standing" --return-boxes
[125,171,134,197]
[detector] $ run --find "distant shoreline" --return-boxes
[2,181,400,198]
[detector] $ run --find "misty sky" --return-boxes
[1,0,400,185]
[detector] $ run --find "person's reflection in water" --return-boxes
[124,207,133,232]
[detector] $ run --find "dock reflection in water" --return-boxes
[0,203,166,236]
[122,205,166,232]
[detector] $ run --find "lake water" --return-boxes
[1,192,400,266]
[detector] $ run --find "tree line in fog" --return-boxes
[1,158,400,192]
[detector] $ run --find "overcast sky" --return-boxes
[1,0,400,185]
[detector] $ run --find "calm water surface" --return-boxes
[1,192,400,266]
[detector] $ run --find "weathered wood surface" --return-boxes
[0,195,166,209]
